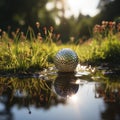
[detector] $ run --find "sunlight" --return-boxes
[46,2,54,11]
[55,17,61,25]
[69,94,78,103]
[46,0,100,18]
[65,0,100,17]
[56,1,63,9]
[75,79,81,84]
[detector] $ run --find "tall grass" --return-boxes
[0,26,59,73]
[0,21,120,73]
[0,77,66,108]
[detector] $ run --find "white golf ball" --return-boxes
[54,48,78,72]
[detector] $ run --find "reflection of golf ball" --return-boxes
[54,48,78,72]
[54,73,79,97]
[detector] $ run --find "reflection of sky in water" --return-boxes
[0,103,5,111]
[1,64,120,120]
[11,82,105,120]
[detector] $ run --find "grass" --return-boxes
[0,76,66,108]
[0,21,120,74]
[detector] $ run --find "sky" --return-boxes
[64,0,100,17]
[46,0,100,24]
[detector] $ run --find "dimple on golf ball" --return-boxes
[54,48,78,72]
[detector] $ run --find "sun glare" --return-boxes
[69,94,78,103]
[65,0,100,17]
[46,0,100,19]
[46,2,54,11]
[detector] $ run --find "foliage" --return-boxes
[0,0,120,42]
[0,76,66,110]
[0,25,59,73]
[93,0,120,25]
[0,20,120,73]
[0,0,49,27]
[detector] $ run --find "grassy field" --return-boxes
[0,21,120,73]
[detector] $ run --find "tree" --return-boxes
[97,0,120,20]
[97,0,112,9]
[0,0,49,30]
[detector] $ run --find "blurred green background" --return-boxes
[0,0,120,42]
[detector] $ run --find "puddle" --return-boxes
[0,64,120,120]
